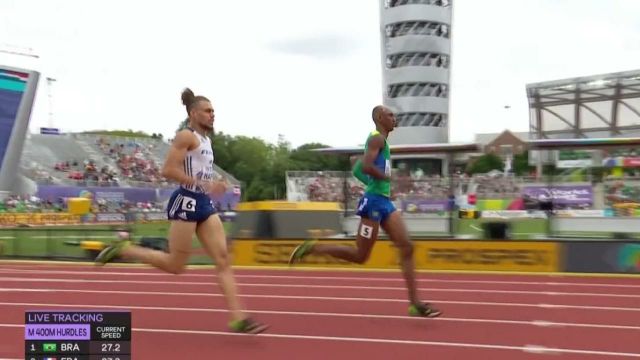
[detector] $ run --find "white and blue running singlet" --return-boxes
[166,128,217,223]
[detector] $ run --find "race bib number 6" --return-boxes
[182,196,197,212]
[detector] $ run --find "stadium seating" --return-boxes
[286,171,541,211]
[18,133,240,189]
[8,133,242,213]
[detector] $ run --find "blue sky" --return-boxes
[1,0,639,147]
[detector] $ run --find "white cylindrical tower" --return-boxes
[379,0,452,145]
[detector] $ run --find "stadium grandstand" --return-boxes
[7,131,243,214]
[0,65,241,216]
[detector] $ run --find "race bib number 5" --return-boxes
[360,224,373,239]
[182,196,197,212]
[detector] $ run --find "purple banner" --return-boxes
[37,185,242,210]
[25,324,91,340]
[521,185,593,205]
[401,199,450,213]
[36,185,156,203]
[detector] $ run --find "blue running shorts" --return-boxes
[355,192,396,223]
[166,187,216,223]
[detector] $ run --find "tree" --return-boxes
[204,133,273,199]
[82,129,154,138]
[264,135,295,199]
[513,151,534,176]
[225,136,271,185]
[245,176,274,201]
[210,132,233,171]
[176,118,189,132]
[468,153,504,174]
[289,143,350,171]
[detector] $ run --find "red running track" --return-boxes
[0,262,639,359]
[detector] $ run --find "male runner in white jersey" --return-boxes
[95,88,268,334]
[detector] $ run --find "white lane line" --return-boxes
[1,301,638,331]
[1,268,637,289]
[1,287,639,312]
[523,344,561,355]
[0,276,637,298]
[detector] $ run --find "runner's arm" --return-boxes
[352,158,370,185]
[161,130,198,187]
[361,135,389,180]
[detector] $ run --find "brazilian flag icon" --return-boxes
[42,343,57,352]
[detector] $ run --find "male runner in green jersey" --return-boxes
[289,105,441,318]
